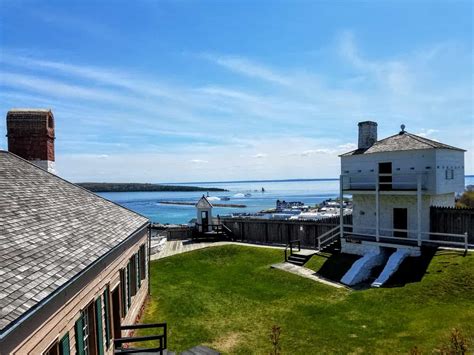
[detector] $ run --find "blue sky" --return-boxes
[0,0,472,182]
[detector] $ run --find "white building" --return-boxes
[339,121,465,250]
[196,195,213,232]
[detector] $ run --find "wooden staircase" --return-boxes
[284,240,315,266]
[317,226,341,252]
[286,252,313,266]
[193,223,233,241]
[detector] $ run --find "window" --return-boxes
[136,251,141,289]
[75,302,101,355]
[126,262,132,309]
[59,333,70,355]
[139,244,146,281]
[44,341,59,355]
[446,169,454,180]
[94,298,104,355]
[44,333,70,355]
[129,255,137,297]
[120,268,127,316]
[103,287,111,349]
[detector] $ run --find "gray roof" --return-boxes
[196,195,213,208]
[0,151,149,332]
[340,131,465,156]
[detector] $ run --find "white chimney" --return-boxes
[358,121,377,150]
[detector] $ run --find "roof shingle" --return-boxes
[0,151,148,332]
[340,131,465,156]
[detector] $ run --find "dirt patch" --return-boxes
[212,332,242,352]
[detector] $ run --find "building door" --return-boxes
[201,211,209,231]
[393,208,408,238]
[379,162,392,191]
[111,286,121,340]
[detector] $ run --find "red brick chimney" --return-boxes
[6,109,56,173]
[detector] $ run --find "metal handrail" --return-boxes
[284,239,301,261]
[114,323,167,354]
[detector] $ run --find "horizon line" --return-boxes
[163,175,474,185]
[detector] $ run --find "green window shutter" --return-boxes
[136,252,141,289]
[126,261,131,308]
[59,332,70,355]
[74,315,85,355]
[120,269,127,316]
[103,288,111,349]
[95,297,104,355]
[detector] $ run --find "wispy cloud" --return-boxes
[190,159,209,164]
[202,54,291,85]
[1,29,472,180]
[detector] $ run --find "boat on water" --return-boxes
[221,196,231,201]
[244,193,252,197]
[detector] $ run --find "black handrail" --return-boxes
[284,239,301,261]
[114,323,167,355]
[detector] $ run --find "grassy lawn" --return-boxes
[139,245,473,354]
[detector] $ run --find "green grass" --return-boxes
[139,245,474,354]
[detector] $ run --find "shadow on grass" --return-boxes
[314,252,360,282]
[383,246,438,287]
[311,247,452,289]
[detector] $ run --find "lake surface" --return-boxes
[98,176,474,224]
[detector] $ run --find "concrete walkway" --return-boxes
[271,262,349,289]
[151,239,315,261]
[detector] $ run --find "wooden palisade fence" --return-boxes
[221,214,353,249]
[430,206,474,245]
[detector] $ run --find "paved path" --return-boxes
[151,240,316,261]
[271,262,349,289]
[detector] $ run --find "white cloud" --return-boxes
[1,29,472,180]
[415,129,439,138]
[203,54,291,85]
[300,149,331,157]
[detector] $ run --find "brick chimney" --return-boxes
[6,109,56,173]
[358,121,377,150]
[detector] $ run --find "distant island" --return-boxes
[77,182,227,193]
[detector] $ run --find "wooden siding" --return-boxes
[4,228,149,355]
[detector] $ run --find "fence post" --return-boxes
[465,232,468,254]
[339,175,344,241]
[417,173,422,247]
[375,168,380,242]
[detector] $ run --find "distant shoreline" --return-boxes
[159,201,246,208]
[165,175,474,185]
[78,182,227,193]
[164,178,340,185]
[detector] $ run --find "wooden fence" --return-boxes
[221,214,353,249]
[430,206,474,244]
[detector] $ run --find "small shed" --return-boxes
[196,195,213,232]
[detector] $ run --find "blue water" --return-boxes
[98,177,474,224]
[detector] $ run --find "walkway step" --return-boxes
[271,262,347,289]
[287,255,308,266]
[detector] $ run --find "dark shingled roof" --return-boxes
[340,131,465,156]
[0,151,149,332]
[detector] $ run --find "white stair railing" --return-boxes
[317,226,340,250]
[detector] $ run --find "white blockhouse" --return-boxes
[339,121,465,250]
[196,195,213,232]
